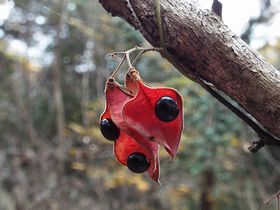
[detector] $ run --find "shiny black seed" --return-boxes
[100,119,120,141]
[155,96,179,122]
[127,153,150,173]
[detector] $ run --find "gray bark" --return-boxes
[99,0,280,141]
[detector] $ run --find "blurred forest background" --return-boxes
[0,0,279,209]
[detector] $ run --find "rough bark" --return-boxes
[99,0,280,141]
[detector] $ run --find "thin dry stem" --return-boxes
[109,46,162,79]
[132,47,162,65]
[110,55,126,78]
[264,190,280,205]
[109,46,162,78]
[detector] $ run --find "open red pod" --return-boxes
[105,79,160,161]
[113,132,160,182]
[100,46,185,183]
[100,79,160,182]
[123,69,184,158]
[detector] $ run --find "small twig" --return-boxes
[264,190,280,209]
[264,190,280,204]
[248,141,265,153]
[132,47,162,65]
[132,50,145,66]
[111,54,124,62]
[126,52,133,69]
[109,46,162,78]
[109,55,126,78]
[211,0,223,18]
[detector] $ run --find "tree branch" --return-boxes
[211,0,222,18]
[99,0,280,147]
[264,190,280,205]
[241,0,274,44]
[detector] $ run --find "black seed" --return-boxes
[100,119,120,141]
[155,96,179,122]
[127,153,150,173]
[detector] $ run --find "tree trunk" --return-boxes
[99,0,280,142]
[82,71,90,127]
[53,0,67,142]
[200,169,215,210]
[9,67,39,147]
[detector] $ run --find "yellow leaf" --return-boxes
[71,162,86,171]
[230,137,241,147]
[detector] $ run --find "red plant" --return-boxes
[99,47,184,183]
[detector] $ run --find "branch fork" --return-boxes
[108,45,162,79]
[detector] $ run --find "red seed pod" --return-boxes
[123,69,184,157]
[100,67,183,183]
[100,79,160,183]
